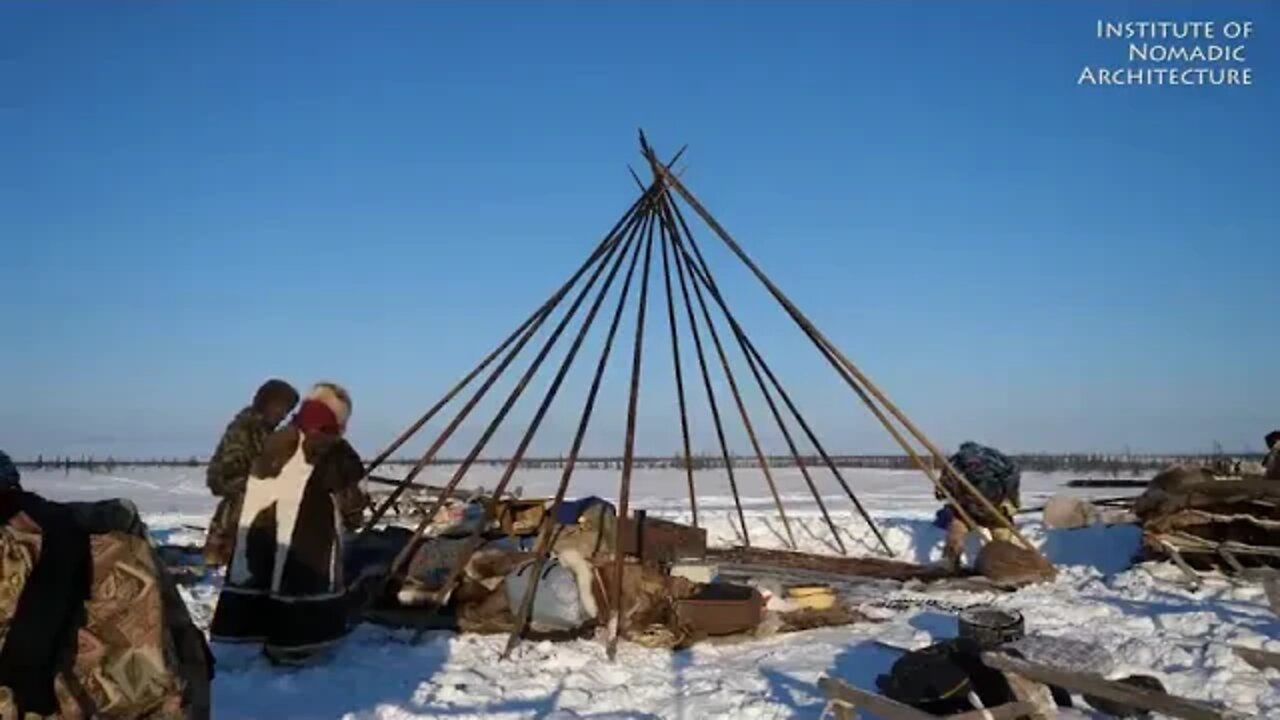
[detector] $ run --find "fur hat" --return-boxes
[306,382,352,429]
[253,378,300,412]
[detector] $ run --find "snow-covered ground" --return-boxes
[21,466,1280,719]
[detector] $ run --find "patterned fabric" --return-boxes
[54,533,184,720]
[0,452,18,491]
[0,520,41,646]
[205,408,271,498]
[940,442,1021,526]
[201,496,241,567]
[1,509,204,720]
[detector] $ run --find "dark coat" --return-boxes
[209,426,365,662]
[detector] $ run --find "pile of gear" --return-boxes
[349,493,868,649]
[1133,463,1280,573]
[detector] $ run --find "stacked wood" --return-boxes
[1135,475,1280,572]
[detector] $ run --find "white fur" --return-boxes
[396,581,451,608]
[307,382,352,429]
[268,444,314,592]
[227,441,314,592]
[555,548,599,620]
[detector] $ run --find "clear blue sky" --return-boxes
[2,1,1277,460]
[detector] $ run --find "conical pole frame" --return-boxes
[358,134,1049,663]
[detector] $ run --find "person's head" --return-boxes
[253,378,300,427]
[1267,431,1280,451]
[296,382,353,436]
[0,450,21,493]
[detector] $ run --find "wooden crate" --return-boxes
[618,511,706,562]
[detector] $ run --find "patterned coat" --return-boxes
[939,442,1021,526]
[209,426,365,662]
[206,408,273,498]
[204,409,276,563]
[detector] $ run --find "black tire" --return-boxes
[957,606,1026,648]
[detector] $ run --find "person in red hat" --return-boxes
[210,382,369,665]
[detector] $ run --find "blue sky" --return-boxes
[2,1,1277,460]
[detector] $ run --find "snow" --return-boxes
[20,466,1280,719]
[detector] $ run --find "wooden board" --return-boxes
[817,676,1037,720]
[1067,479,1150,488]
[981,651,1247,720]
[708,546,957,581]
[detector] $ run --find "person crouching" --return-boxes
[210,382,368,665]
[936,441,1021,570]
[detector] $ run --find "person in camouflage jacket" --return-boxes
[211,382,369,664]
[202,379,299,567]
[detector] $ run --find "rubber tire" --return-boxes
[956,607,1026,648]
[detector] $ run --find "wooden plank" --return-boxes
[947,702,1039,720]
[1264,575,1280,616]
[1161,542,1204,588]
[1232,645,1280,671]
[818,677,937,720]
[1217,548,1246,574]
[831,703,856,720]
[709,546,955,581]
[1066,479,1149,488]
[981,651,1246,720]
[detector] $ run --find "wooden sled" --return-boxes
[980,652,1247,720]
[819,650,1248,720]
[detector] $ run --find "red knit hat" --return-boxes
[293,382,352,435]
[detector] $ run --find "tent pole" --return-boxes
[644,147,1041,558]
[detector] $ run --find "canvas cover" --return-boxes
[504,555,598,632]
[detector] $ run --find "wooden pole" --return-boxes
[656,195,856,556]
[655,194,797,550]
[384,209,645,583]
[659,208,700,528]
[651,150,894,557]
[666,199,751,546]
[414,212,654,645]
[629,166,699,528]
[644,147,1040,557]
[608,209,656,661]
[361,194,647,533]
[502,197,655,659]
[669,222,893,556]
[363,149,686,533]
